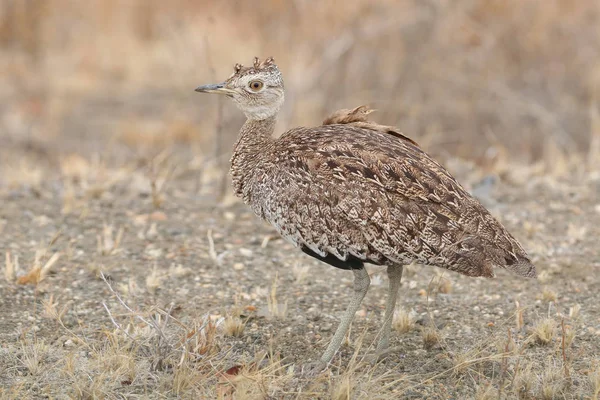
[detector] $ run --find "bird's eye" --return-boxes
[249,80,264,91]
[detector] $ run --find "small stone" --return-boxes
[64,339,74,347]
[239,248,253,257]
[150,211,167,221]
[321,323,332,332]
[233,263,245,270]
[146,248,163,259]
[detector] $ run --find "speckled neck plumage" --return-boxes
[230,116,276,200]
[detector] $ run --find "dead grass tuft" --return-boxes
[474,382,495,400]
[540,287,557,303]
[531,318,556,346]
[145,265,162,295]
[17,251,60,286]
[19,340,48,377]
[393,308,414,334]
[223,316,246,338]
[537,360,566,400]
[292,262,311,284]
[97,224,124,256]
[422,327,441,350]
[41,294,69,320]
[512,362,535,399]
[331,374,353,400]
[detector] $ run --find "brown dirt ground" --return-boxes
[0,150,599,399]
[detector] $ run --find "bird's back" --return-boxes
[245,107,535,278]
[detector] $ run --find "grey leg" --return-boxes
[320,267,370,364]
[376,265,403,352]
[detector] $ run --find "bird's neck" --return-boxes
[230,116,277,199]
[234,116,277,154]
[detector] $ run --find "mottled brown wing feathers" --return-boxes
[258,113,535,279]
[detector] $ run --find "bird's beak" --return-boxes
[194,83,235,97]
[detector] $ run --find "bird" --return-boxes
[195,57,536,369]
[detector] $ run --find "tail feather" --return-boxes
[508,258,537,278]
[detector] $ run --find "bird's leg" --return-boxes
[376,265,404,352]
[320,267,370,364]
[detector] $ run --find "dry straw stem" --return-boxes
[147,151,177,209]
[267,272,288,320]
[590,362,600,399]
[206,229,219,262]
[437,275,452,294]
[569,304,581,320]
[4,251,17,283]
[515,300,524,331]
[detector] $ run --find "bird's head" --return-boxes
[195,57,284,121]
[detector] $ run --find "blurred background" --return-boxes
[1,0,599,198]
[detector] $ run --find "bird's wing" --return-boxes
[260,121,535,278]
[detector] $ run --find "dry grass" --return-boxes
[590,362,600,399]
[422,327,441,350]
[531,318,557,346]
[223,316,246,338]
[540,287,558,303]
[393,308,415,334]
[266,273,288,321]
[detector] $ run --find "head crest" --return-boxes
[232,57,277,76]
